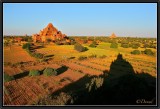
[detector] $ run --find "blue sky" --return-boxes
[3,3,157,37]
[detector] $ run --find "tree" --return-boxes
[144,49,154,56]
[29,70,40,76]
[131,43,140,49]
[4,73,14,82]
[22,43,31,50]
[110,42,118,48]
[131,50,141,55]
[43,68,57,76]
[74,43,87,52]
[121,43,129,48]
[89,41,98,48]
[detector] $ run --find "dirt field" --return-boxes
[4,45,36,64]
[3,42,157,105]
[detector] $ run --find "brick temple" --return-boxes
[32,23,66,42]
[110,33,117,38]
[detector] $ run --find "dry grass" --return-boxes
[4,45,36,64]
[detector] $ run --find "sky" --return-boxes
[3,3,157,37]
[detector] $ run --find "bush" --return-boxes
[33,53,44,59]
[99,55,107,58]
[121,43,129,48]
[70,40,76,45]
[43,68,57,76]
[55,41,62,45]
[29,70,40,76]
[89,43,97,48]
[86,77,104,92]
[4,42,9,47]
[4,73,14,82]
[78,56,87,60]
[132,45,139,49]
[22,43,31,49]
[4,62,12,66]
[131,43,140,49]
[110,42,118,48]
[144,49,154,56]
[143,44,150,48]
[88,54,97,58]
[131,50,141,55]
[74,43,87,52]
[64,42,70,45]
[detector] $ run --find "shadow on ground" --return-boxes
[37,53,156,105]
[13,71,29,79]
[56,65,68,75]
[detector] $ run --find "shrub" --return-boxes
[43,68,57,76]
[89,43,97,48]
[144,49,154,56]
[86,77,104,92]
[88,54,97,58]
[89,41,97,47]
[55,41,62,45]
[4,62,12,66]
[143,44,150,48]
[132,45,138,49]
[131,43,140,49]
[131,50,141,55]
[99,55,107,58]
[70,40,76,45]
[64,42,70,45]
[121,43,129,48]
[29,70,40,76]
[27,38,33,42]
[110,42,118,48]
[4,73,14,82]
[22,43,31,49]
[74,43,87,52]
[4,42,9,47]
[78,56,87,60]
[33,53,44,59]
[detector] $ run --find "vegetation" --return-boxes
[43,68,57,76]
[78,56,87,60]
[99,55,107,59]
[4,73,14,82]
[22,43,44,59]
[74,43,87,52]
[89,41,97,48]
[32,53,44,59]
[121,43,129,48]
[3,36,156,105]
[22,43,31,49]
[110,42,118,48]
[88,54,97,58]
[131,50,141,55]
[86,77,104,92]
[29,70,40,76]
[131,43,140,49]
[144,49,154,56]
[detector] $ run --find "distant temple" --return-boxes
[109,33,117,38]
[32,23,67,42]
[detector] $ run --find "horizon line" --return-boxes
[3,35,157,38]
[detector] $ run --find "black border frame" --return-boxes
[0,1,159,109]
